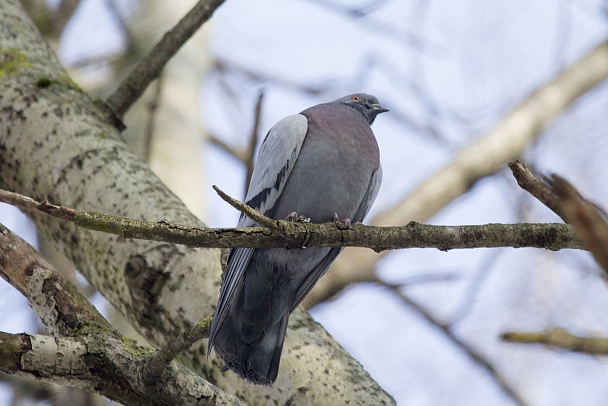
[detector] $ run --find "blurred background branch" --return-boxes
[4,0,608,405]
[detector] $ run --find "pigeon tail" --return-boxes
[212,311,289,385]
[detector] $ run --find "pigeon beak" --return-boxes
[372,104,389,114]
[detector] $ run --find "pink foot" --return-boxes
[333,213,351,228]
[285,212,311,222]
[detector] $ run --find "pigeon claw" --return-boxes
[333,213,351,229]
[285,212,299,221]
[285,212,311,222]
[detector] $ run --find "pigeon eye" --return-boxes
[351,95,361,101]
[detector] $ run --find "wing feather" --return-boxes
[352,165,382,223]
[208,114,308,350]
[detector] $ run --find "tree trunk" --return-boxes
[0,1,394,404]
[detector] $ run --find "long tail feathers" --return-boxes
[211,311,289,385]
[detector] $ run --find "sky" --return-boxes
[2,0,608,405]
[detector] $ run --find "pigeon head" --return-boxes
[336,93,388,125]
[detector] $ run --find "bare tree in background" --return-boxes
[2,0,608,405]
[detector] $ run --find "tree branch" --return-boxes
[0,1,394,403]
[212,184,280,230]
[508,160,566,221]
[143,316,213,385]
[244,91,264,192]
[105,0,225,118]
[546,175,608,275]
[0,331,243,406]
[208,133,249,162]
[0,222,241,405]
[303,39,608,308]
[502,328,608,355]
[0,188,584,251]
[510,161,608,276]
[381,282,527,406]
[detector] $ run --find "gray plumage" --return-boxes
[208,93,387,385]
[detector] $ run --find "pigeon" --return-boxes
[208,93,387,385]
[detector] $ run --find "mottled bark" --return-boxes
[0,188,583,251]
[0,222,241,405]
[0,1,395,404]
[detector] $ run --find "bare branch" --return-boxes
[244,91,264,192]
[143,316,213,385]
[546,175,608,274]
[208,133,249,162]
[509,160,566,221]
[380,282,526,406]
[502,328,608,355]
[510,162,608,275]
[212,184,279,230]
[0,188,583,251]
[105,0,225,118]
[305,39,608,308]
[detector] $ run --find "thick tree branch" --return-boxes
[105,0,225,118]
[0,331,243,406]
[0,188,584,251]
[0,2,395,403]
[0,222,107,334]
[0,222,240,405]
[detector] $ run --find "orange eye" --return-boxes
[351,95,361,101]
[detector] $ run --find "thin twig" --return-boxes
[211,185,279,230]
[0,189,76,221]
[143,316,213,384]
[380,282,527,406]
[508,160,566,221]
[207,134,248,162]
[105,0,225,118]
[244,91,264,192]
[502,328,608,355]
[142,77,164,163]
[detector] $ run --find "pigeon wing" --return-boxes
[208,114,309,350]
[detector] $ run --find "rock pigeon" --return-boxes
[208,93,387,385]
